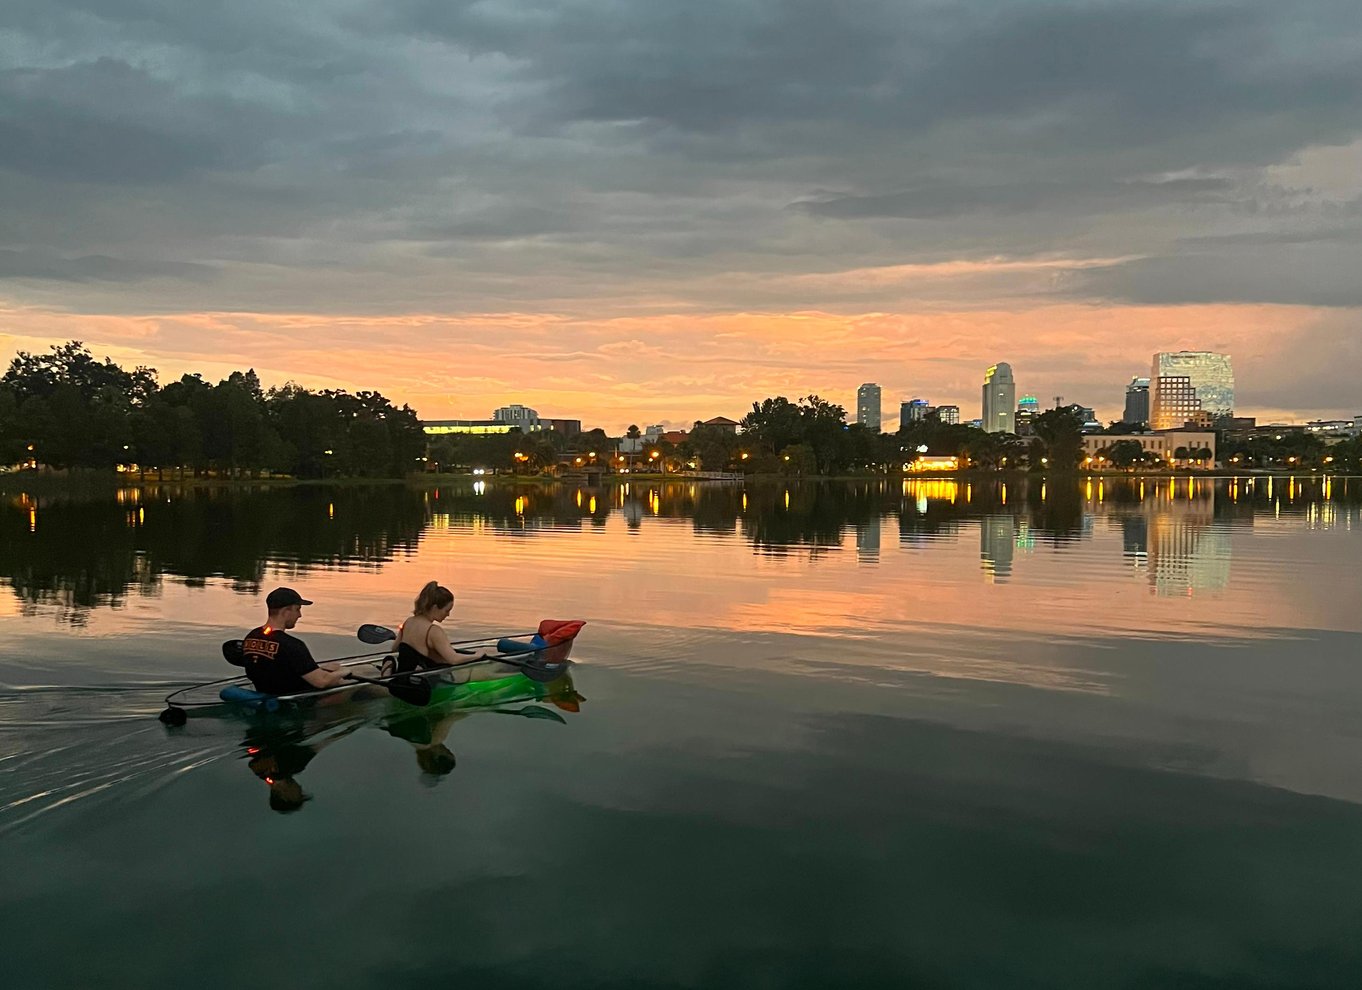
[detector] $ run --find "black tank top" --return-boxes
[395,622,439,674]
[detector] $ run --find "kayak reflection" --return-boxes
[235,666,584,813]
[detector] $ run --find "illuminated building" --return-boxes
[1149,376,1200,430]
[857,383,882,431]
[937,405,960,425]
[900,398,933,424]
[493,404,542,432]
[1083,430,1216,466]
[1151,351,1233,428]
[982,363,1016,434]
[423,419,516,436]
[1015,394,1039,436]
[906,455,960,472]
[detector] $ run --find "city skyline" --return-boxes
[1,3,1360,432]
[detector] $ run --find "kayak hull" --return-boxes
[162,628,582,721]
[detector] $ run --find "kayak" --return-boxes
[159,620,585,724]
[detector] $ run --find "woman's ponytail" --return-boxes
[414,581,454,615]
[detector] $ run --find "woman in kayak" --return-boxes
[385,581,492,674]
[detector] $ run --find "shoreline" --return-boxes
[1,467,1356,495]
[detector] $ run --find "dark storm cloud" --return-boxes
[0,248,213,282]
[0,59,251,183]
[797,177,1236,220]
[1074,242,1362,308]
[383,0,1362,169]
[0,0,1360,313]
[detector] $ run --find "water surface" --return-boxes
[3,477,1361,988]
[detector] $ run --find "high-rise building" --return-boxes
[1014,394,1040,436]
[1124,377,1151,426]
[937,405,960,425]
[857,383,882,431]
[1151,352,1233,429]
[982,364,1016,433]
[1150,376,1201,431]
[492,404,541,432]
[900,398,933,424]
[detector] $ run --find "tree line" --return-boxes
[12,342,1352,479]
[427,394,1094,475]
[0,342,425,477]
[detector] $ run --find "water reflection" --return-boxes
[980,515,1016,583]
[1,485,426,621]
[3,476,1361,621]
[234,672,583,814]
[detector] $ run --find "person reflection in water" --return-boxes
[385,707,463,786]
[241,718,361,813]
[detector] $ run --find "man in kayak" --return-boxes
[241,588,349,695]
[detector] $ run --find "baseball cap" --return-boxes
[266,587,313,609]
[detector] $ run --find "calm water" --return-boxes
[3,476,1362,988]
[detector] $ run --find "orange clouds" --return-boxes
[0,297,1346,430]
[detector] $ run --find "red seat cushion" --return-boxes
[537,618,586,645]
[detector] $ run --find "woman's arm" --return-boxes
[428,624,489,665]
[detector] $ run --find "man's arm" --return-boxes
[290,638,347,689]
[302,666,349,689]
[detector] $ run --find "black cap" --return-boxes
[266,587,313,610]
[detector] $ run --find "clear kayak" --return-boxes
[159,622,584,724]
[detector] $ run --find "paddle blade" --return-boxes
[357,624,397,645]
[510,705,567,724]
[222,640,246,666]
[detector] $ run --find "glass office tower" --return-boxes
[1151,352,1233,429]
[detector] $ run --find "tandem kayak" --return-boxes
[159,619,585,724]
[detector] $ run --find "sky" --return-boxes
[1,0,1360,432]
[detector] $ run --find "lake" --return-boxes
[3,476,1361,988]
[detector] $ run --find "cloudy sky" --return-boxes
[2,0,1360,430]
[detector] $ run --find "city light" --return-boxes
[905,455,959,473]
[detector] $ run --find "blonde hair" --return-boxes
[414,581,454,615]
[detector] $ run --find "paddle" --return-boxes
[343,671,432,707]
[356,624,571,683]
[488,705,567,724]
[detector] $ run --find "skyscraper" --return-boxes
[937,405,960,425]
[857,383,882,431]
[901,398,933,424]
[1124,377,1151,426]
[1151,352,1233,429]
[1150,377,1200,430]
[981,363,1016,434]
[1015,394,1040,436]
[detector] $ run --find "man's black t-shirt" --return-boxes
[242,626,319,695]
